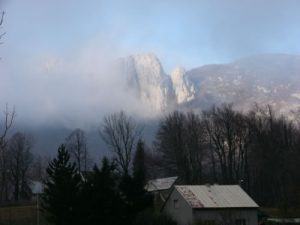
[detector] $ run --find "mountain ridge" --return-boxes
[116,53,300,116]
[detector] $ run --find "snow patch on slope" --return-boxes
[291,92,300,99]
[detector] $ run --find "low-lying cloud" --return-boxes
[2,0,300,130]
[1,39,156,129]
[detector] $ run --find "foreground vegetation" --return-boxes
[41,144,177,225]
[153,104,300,209]
[1,103,300,224]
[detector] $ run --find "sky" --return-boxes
[1,0,300,128]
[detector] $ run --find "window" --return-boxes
[235,219,246,225]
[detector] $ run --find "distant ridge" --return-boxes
[115,53,300,116]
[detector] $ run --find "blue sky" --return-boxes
[3,0,300,71]
[1,0,300,127]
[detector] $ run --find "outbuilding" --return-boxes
[145,176,178,209]
[162,184,259,225]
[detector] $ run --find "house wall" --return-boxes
[163,189,193,225]
[193,208,258,225]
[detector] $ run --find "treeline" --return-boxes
[0,107,177,224]
[0,107,37,203]
[41,144,176,225]
[1,103,300,212]
[0,108,92,203]
[153,104,300,209]
[40,111,178,225]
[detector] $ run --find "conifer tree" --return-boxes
[81,157,125,225]
[133,140,153,210]
[119,140,153,224]
[133,139,147,187]
[42,145,81,225]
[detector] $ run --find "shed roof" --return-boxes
[175,185,259,208]
[145,176,178,192]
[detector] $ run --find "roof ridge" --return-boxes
[174,185,259,208]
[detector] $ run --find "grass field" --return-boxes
[1,204,299,225]
[0,203,47,225]
[261,207,300,218]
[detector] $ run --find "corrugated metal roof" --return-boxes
[176,185,259,208]
[145,176,178,192]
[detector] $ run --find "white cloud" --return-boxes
[1,36,159,129]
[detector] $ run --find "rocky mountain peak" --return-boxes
[171,66,186,81]
[117,53,174,113]
[116,53,300,117]
[171,65,196,104]
[131,53,164,76]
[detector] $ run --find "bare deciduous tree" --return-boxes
[65,128,89,173]
[0,105,15,148]
[29,154,49,181]
[203,104,251,185]
[154,111,185,177]
[154,111,206,184]
[154,104,300,208]
[184,112,206,183]
[0,105,15,202]
[0,11,5,43]
[8,132,33,201]
[100,111,142,175]
[0,11,5,60]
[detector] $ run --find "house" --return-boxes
[162,185,259,225]
[145,176,178,197]
[145,176,178,208]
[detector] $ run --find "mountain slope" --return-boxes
[117,53,300,116]
[185,54,300,114]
